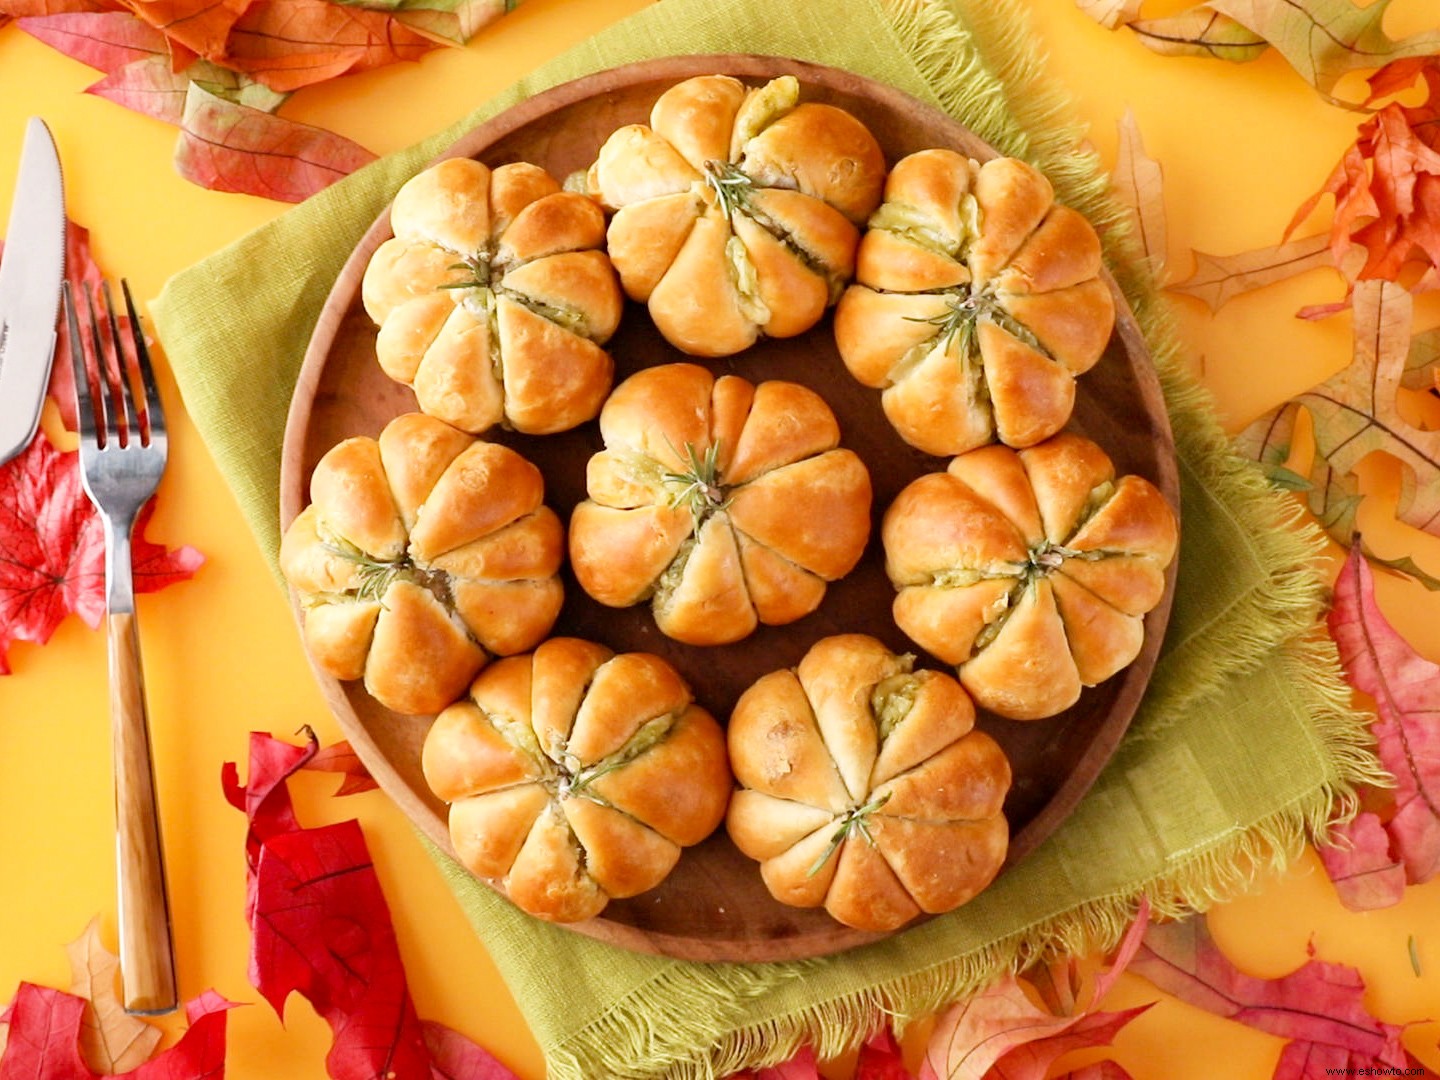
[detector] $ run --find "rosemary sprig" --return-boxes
[703,159,754,220]
[807,793,892,877]
[438,251,494,291]
[662,440,730,530]
[320,537,413,604]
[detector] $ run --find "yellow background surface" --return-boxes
[2,0,1439,1075]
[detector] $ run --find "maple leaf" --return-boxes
[0,430,203,674]
[1235,280,1440,555]
[174,82,376,202]
[0,981,236,1078]
[1131,916,1419,1072]
[222,730,521,1080]
[1120,0,1440,100]
[918,898,1152,1080]
[1328,545,1440,885]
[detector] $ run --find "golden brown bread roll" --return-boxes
[421,638,732,922]
[568,363,873,645]
[361,158,622,436]
[584,74,885,356]
[726,634,1011,932]
[834,149,1116,456]
[882,432,1178,720]
[279,412,564,715]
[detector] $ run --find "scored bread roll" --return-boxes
[882,432,1178,720]
[361,157,622,436]
[584,73,886,356]
[834,149,1116,456]
[421,638,732,922]
[726,634,1012,932]
[279,412,564,716]
[568,363,873,646]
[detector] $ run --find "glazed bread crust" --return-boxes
[726,634,1011,932]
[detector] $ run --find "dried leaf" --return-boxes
[1130,0,1440,99]
[174,82,376,201]
[1074,0,1141,31]
[1236,280,1440,547]
[306,739,380,796]
[0,983,236,1078]
[1113,110,1167,278]
[1169,233,1334,311]
[390,0,512,45]
[1328,546,1440,884]
[1132,916,1412,1067]
[423,1020,522,1079]
[1404,325,1440,392]
[16,10,168,71]
[853,1026,910,1080]
[0,431,203,674]
[1129,8,1268,63]
[919,899,1152,1080]
[125,0,248,60]
[64,919,163,1073]
[223,0,436,94]
[222,732,520,1080]
[87,55,288,126]
[1317,812,1408,911]
[1056,1065,1134,1080]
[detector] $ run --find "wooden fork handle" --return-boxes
[109,611,179,1016]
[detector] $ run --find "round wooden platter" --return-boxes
[280,54,1180,963]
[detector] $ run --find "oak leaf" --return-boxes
[1169,233,1334,311]
[1073,0,1141,31]
[0,430,203,674]
[918,899,1152,1080]
[1112,110,1167,278]
[174,82,376,202]
[1131,915,1421,1072]
[64,919,162,1073]
[222,730,521,1079]
[1128,8,1267,63]
[1235,280,1440,548]
[1328,545,1440,886]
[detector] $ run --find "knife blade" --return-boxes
[0,118,66,466]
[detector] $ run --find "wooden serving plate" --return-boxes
[280,54,1179,962]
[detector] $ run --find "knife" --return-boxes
[0,118,66,467]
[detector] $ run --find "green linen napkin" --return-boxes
[152,0,1387,1076]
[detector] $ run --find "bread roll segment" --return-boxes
[421,639,732,922]
[726,634,1012,932]
[883,433,1178,721]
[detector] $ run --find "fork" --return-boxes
[64,280,179,1017]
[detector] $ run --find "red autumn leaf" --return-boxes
[16,9,167,71]
[222,0,436,93]
[1327,545,1440,884]
[306,740,380,796]
[223,731,519,1080]
[855,1026,911,1080]
[422,1020,522,1080]
[174,82,376,201]
[0,983,236,1079]
[1131,916,1412,1070]
[1317,812,1408,912]
[1290,57,1440,299]
[87,55,193,124]
[42,219,110,433]
[0,0,118,17]
[724,1046,823,1080]
[919,899,1152,1080]
[124,0,247,60]
[0,430,203,674]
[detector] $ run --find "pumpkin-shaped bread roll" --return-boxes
[834,149,1116,456]
[727,634,1011,932]
[421,638,732,922]
[584,74,886,356]
[280,413,564,715]
[883,432,1178,720]
[361,158,622,435]
[568,363,873,646]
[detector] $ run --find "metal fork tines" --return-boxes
[65,280,178,1017]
